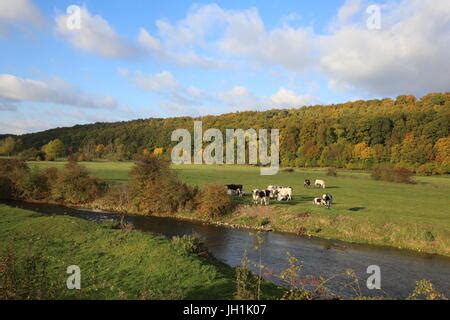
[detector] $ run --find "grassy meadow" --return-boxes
[0,203,281,299]
[25,161,450,256]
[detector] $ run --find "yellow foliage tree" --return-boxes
[153,147,164,156]
[353,142,375,160]
[434,137,450,163]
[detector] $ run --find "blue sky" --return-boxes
[0,0,449,134]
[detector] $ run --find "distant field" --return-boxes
[27,161,450,256]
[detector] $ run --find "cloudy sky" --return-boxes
[1,0,449,134]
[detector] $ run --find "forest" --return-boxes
[1,92,449,174]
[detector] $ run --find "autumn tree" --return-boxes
[42,139,65,161]
[0,137,18,156]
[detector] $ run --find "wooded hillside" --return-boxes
[2,92,449,173]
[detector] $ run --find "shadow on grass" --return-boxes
[348,207,365,212]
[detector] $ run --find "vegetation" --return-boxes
[1,92,448,173]
[41,139,66,161]
[197,184,235,218]
[128,155,198,215]
[0,204,241,299]
[18,161,450,257]
[371,165,414,184]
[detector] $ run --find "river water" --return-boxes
[9,202,450,299]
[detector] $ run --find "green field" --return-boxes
[0,204,261,299]
[26,161,450,256]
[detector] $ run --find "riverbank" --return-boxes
[0,203,282,299]
[25,161,450,257]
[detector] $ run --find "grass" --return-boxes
[0,203,259,299]
[26,161,450,256]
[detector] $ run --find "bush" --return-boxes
[282,167,294,173]
[424,231,435,242]
[17,148,45,161]
[129,155,198,215]
[0,159,29,199]
[197,184,234,218]
[171,235,206,255]
[22,169,53,200]
[261,217,270,226]
[371,165,414,184]
[51,160,101,204]
[0,176,14,200]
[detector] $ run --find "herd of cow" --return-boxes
[225,179,334,209]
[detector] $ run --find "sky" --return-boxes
[0,0,449,134]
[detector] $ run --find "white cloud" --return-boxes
[335,0,362,26]
[0,0,43,35]
[0,74,120,110]
[218,86,261,110]
[138,4,314,71]
[218,86,315,110]
[320,0,450,96]
[120,70,206,115]
[138,27,223,68]
[137,2,450,97]
[55,6,140,59]
[131,70,180,92]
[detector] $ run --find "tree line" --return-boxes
[1,92,449,174]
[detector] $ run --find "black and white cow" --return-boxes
[252,189,269,205]
[225,184,243,197]
[276,187,293,201]
[304,179,311,188]
[322,193,333,208]
[313,197,324,206]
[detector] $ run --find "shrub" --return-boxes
[408,280,447,300]
[261,217,270,226]
[0,159,29,199]
[22,169,53,200]
[17,148,44,161]
[51,160,101,204]
[235,254,258,300]
[371,165,414,184]
[0,176,14,200]
[282,167,294,173]
[129,155,198,215]
[171,235,206,255]
[96,184,131,212]
[424,231,435,242]
[197,184,234,218]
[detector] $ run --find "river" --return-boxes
[9,201,450,299]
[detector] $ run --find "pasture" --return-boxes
[26,161,450,256]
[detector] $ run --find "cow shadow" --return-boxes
[348,207,365,212]
[272,195,315,206]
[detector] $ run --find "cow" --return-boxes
[313,197,324,206]
[266,185,281,199]
[322,193,333,209]
[315,179,326,189]
[225,184,243,197]
[276,187,293,201]
[252,189,269,205]
[304,179,311,188]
